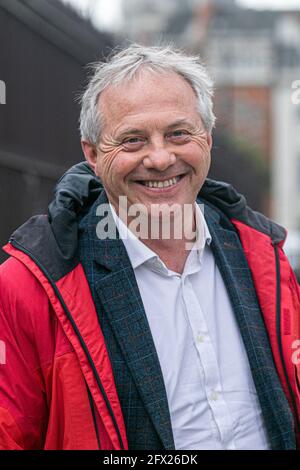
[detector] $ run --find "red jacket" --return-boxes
[0,163,299,449]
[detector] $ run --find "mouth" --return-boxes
[134,173,187,191]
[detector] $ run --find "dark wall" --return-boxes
[0,8,83,166]
[0,2,114,262]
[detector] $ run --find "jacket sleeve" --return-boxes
[0,257,49,449]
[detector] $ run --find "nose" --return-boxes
[143,142,176,171]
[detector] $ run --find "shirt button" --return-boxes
[151,259,161,270]
[210,390,219,401]
[196,333,205,343]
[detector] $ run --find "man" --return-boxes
[0,45,299,450]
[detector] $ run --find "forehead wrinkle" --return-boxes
[101,69,196,104]
[100,72,197,108]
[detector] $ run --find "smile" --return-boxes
[136,174,185,190]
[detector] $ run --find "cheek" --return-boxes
[182,137,211,171]
[96,147,121,179]
[190,135,211,156]
[97,149,142,184]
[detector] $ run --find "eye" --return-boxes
[166,130,190,143]
[122,136,146,151]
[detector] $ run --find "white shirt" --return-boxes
[109,202,270,450]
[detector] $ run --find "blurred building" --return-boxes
[121,0,197,44]
[200,4,300,273]
[120,1,236,47]
[204,4,275,160]
[0,0,114,262]
[202,3,300,235]
[272,15,300,232]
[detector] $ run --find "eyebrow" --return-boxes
[115,119,195,140]
[116,128,145,140]
[165,118,195,130]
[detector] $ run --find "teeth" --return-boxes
[143,176,180,188]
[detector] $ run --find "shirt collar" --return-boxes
[109,201,212,270]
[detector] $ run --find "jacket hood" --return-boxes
[5,161,286,280]
[199,178,286,244]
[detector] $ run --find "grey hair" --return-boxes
[79,44,216,145]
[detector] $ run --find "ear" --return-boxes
[81,140,98,173]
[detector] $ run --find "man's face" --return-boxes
[82,70,212,215]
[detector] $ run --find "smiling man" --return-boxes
[82,67,212,273]
[0,45,299,450]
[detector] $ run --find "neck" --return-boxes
[127,205,197,274]
[142,236,193,274]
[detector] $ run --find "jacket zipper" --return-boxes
[273,241,300,432]
[10,239,125,450]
